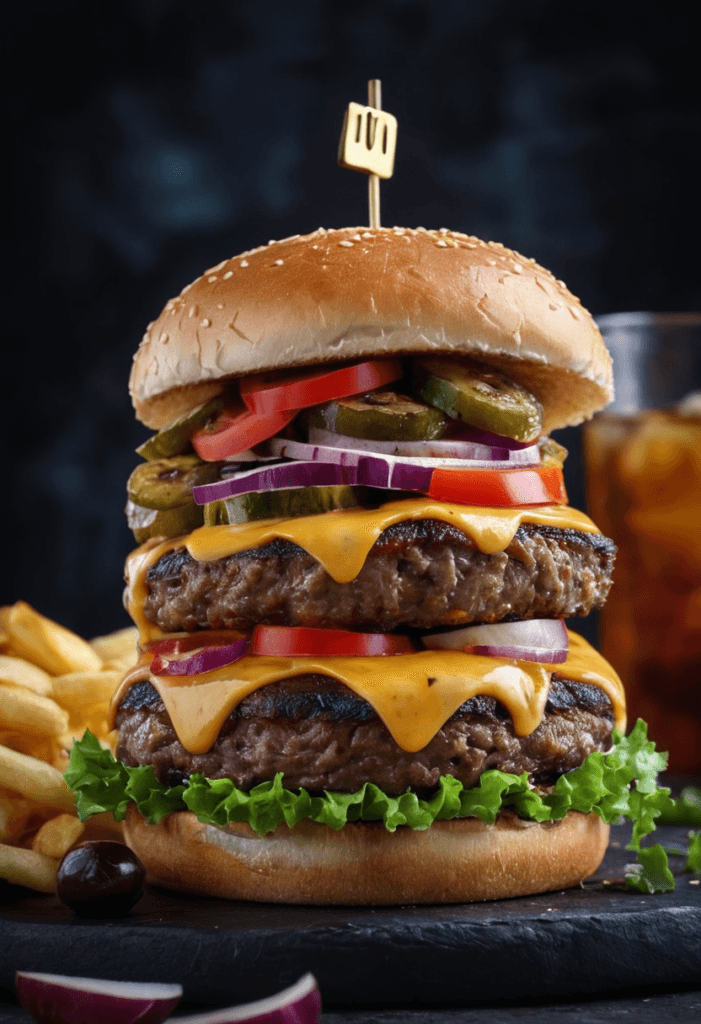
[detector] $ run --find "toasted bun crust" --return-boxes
[130,227,613,433]
[124,806,609,905]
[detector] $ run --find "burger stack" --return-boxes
[67,227,664,905]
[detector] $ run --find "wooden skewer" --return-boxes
[368,79,381,229]
[338,79,397,228]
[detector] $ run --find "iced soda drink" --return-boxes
[584,396,701,772]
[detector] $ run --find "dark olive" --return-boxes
[56,841,146,917]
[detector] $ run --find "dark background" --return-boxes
[3,0,700,640]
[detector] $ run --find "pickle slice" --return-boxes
[125,498,204,544]
[413,359,543,443]
[127,456,221,511]
[136,397,224,460]
[306,391,450,441]
[205,485,377,525]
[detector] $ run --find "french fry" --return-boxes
[51,670,121,710]
[0,842,58,893]
[0,744,75,811]
[31,814,84,859]
[0,654,53,696]
[0,730,57,764]
[90,626,139,666]
[0,614,137,893]
[4,602,103,675]
[0,684,70,737]
[0,790,54,845]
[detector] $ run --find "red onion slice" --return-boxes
[15,973,182,1024]
[423,619,569,664]
[470,644,568,663]
[265,435,536,470]
[194,460,364,504]
[307,427,541,464]
[169,973,321,1024]
[444,424,536,450]
[151,639,249,677]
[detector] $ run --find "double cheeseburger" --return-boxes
[71,226,634,904]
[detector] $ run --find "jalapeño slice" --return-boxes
[414,358,543,443]
[204,484,379,525]
[306,391,450,441]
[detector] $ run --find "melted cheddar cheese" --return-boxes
[117,499,624,756]
[113,632,624,756]
[125,499,601,641]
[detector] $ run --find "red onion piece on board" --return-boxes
[169,973,321,1024]
[15,973,182,1024]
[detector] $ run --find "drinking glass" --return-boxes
[583,313,701,772]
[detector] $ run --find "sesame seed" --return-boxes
[362,232,373,239]
[240,260,249,267]
[312,245,319,249]
[274,259,284,266]
[339,240,354,247]
[188,306,198,318]
[217,303,224,310]
[352,234,362,241]
[223,271,233,279]
[436,240,448,247]
[208,276,218,283]
[159,333,168,343]
[201,318,211,328]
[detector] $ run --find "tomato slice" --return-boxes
[428,465,567,506]
[240,359,404,415]
[192,402,295,461]
[251,625,415,657]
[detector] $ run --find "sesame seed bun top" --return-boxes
[130,226,613,433]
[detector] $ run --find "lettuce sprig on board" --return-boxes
[65,720,700,893]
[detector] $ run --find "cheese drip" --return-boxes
[125,499,601,642]
[112,633,625,755]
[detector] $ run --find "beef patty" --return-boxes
[141,520,616,633]
[116,674,614,795]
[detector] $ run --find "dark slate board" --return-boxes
[1,820,699,1009]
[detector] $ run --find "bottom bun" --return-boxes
[124,806,609,905]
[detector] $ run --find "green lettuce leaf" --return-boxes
[65,720,688,893]
[686,831,701,875]
[656,786,701,827]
